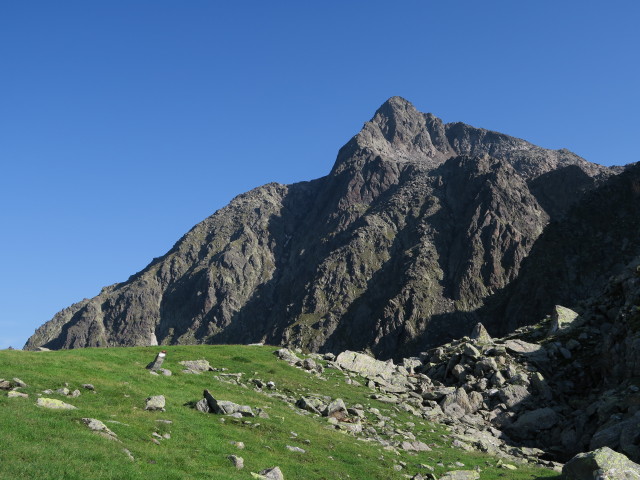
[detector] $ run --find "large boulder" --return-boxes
[335,351,410,390]
[548,305,581,335]
[563,447,640,479]
[508,407,559,439]
[335,351,397,379]
[470,323,492,344]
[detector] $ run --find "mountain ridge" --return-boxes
[25,97,620,357]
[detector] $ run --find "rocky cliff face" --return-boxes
[25,97,618,357]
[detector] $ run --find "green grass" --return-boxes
[0,346,560,479]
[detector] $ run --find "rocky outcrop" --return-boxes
[25,97,617,358]
[563,447,640,480]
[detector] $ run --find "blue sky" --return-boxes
[1,1,639,349]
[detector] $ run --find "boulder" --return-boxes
[508,408,559,438]
[498,384,530,408]
[257,466,284,479]
[470,323,492,344]
[438,470,479,480]
[296,396,324,415]
[274,348,300,364]
[505,339,541,354]
[203,390,254,417]
[228,455,244,469]
[81,418,118,440]
[323,398,347,418]
[145,395,166,412]
[12,378,27,388]
[335,351,400,382]
[590,411,640,459]
[400,440,432,452]
[548,305,581,335]
[179,360,213,374]
[563,446,640,480]
[36,398,77,410]
[146,351,167,371]
[441,387,475,417]
[195,398,210,413]
[7,391,28,398]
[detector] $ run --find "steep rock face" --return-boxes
[25,97,616,356]
[483,162,640,334]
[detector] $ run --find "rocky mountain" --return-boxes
[25,97,620,357]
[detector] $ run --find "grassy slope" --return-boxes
[0,346,559,480]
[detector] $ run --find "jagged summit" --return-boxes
[26,98,623,358]
[333,97,608,182]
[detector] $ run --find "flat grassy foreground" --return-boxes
[0,345,560,479]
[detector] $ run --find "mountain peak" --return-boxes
[374,96,417,117]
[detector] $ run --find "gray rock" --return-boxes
[36,397,77,410]
[548,305,581,335]
[296,396,325,415]
[563,446,640,480]
[438,470,480,480]
[470,323,492,344]
[302,358,317,371]
[179,360,213,374]
[498,384,530,408]
[509,408,559,437]
[285,445,306,453]
[7,391,28,398]
[258,466,284,479]
[323,398,347,418]
[0,380,11,390]
[274,348,300,364]
[81,384,95,390]
[145,395,166,412]
[146,351,167,371]
[81,418,118,440]
[12,378,27,388]
[505,339,542,354]
[335,351,408,388]
[441,387,475,417]
[195,398,210,413]
[400,440,432,452]
[228,455,244,469]
[203,390,254,417]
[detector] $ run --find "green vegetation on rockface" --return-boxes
[0,345,559,479]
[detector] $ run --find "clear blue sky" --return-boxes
[1,1,638,349]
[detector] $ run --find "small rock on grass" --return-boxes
[438,470,480,480]
[12,378,27,388]
[145,395,166,412]
[286,445,306,453]
[123,449,135,461]
[8,391,28,398]
[228,455,244,469]
[36,398,77,410]
[255,466,285,479]
[81,418,118,440]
